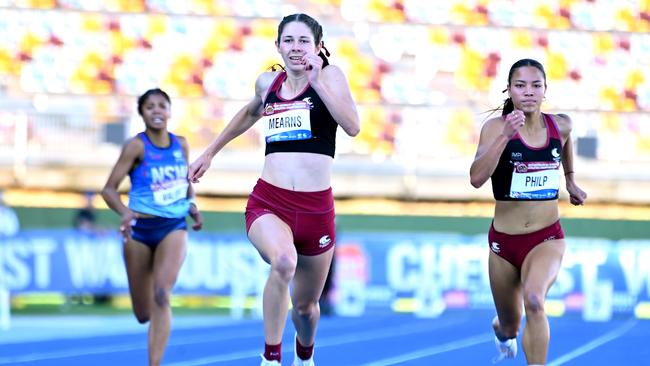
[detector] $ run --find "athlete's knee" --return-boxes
[293,300,319,319]
[271,254,297,283]
[153,286,171,308]
[523,290,545,315]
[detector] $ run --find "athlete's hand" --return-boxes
[503,109,525,139]
[189,203,203,231]
[302,53,323,85]
[119,211,138,242]
[189,153,212,183]
[566,179,587,206]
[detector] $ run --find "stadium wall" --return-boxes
[11,206,650,240]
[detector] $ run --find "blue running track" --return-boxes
[0,309,647,365]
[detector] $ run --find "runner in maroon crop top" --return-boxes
[470,59,587,365]
[188,13,359,366]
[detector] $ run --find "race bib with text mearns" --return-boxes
[509,161,560,199]
[263,101,312,143]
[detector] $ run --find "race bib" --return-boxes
[510,161,560,199]
[263,101,312,143]
[152,180,189,206]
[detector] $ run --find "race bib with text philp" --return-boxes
[509,161,560,199]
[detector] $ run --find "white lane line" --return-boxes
[0,314,388,364]
[357,332,492,366]
[0,315,245,345]
[547,319,638,366]
[0,315,471,365]
[0,343,147,364]
[0,326,261,364]
[166,316,471,366]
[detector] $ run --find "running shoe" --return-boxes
[492,316,517,363]
[292,335,315,366]
[260,355,281,366]
[492,335,517,363]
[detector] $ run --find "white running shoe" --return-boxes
[292,357,314,366]
[260,354,281,366]
[492,335,517,363]
[292,335,315,366]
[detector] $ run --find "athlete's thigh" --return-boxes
[291,249,335,304]
[123,239,154,308]
[152,230,188,287]
[520,239,565,294]
[489,251,523,323]
[248,213,296,264]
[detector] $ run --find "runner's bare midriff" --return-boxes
[493,200,559,234]
[261,152,333,191]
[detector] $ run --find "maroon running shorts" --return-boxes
[488,220,564,270]
[245,178,336,256]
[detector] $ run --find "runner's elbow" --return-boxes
[470,174,487,188]
[344,123,360,137]
[100,187,113,201]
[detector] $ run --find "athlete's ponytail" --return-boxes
[268,63,285,72]
[502,97,514,116]
[318,43,330,68]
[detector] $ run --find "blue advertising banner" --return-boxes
[0,230,266,296]
[1,229,649,320]
[333,233,650,321]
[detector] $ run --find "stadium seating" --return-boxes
[0,0,649,163]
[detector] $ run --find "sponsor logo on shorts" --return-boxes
[319,235,332,248]
[544,235,556,242]
[490,242,501,253]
